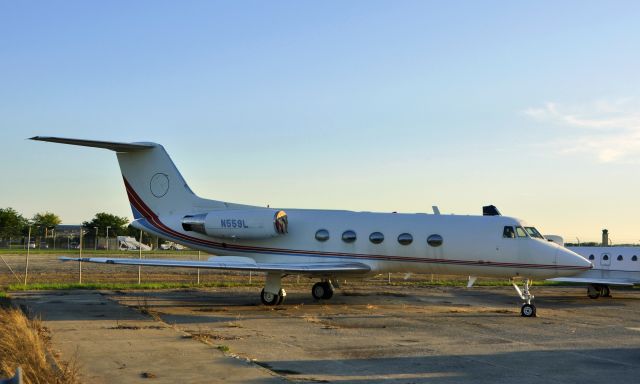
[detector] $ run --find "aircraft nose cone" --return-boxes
[559,247,592,269]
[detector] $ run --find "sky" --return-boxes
[1,1,640,243]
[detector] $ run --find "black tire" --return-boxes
[587,285,601,299]
[276,289,286,305]
[520,303,536,317]
[321,282,334,300]
[312,282,325,300]
[601,286,611,297]
[260,288,280,306]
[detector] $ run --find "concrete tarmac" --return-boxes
[12,284,640,383]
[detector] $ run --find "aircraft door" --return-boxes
[600,253,611,268]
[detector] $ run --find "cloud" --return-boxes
[524,99,640,163]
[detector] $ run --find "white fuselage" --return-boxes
[130,201,589,280]
[567,246,640,283]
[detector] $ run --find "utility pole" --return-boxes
[106,226,111,251]
[94,227,99,250]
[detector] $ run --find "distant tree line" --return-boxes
[0,207,153,245]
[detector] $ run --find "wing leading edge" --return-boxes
[59,257,371,274]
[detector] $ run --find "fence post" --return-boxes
[197,251,200,285]
[79,229,84,284]
[24,226,31,286]
[138,230,142,285]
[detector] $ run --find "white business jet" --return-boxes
[548,243,640,299]
[31,137,591,317]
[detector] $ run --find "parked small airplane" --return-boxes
[548,243,640,298]
[31,136,592,316]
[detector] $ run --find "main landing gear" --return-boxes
[260,273,286,306]
[512,278,536,317]
[259,274,337,306]
[587,284,611,299]
[260,288,286,305]
[311,280,335,300]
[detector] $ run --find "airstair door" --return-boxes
[600,253,611,268]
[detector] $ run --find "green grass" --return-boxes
[7,281,257,291]
[0,248,199,256]
[216,345,230,353]
[0,291,7,298]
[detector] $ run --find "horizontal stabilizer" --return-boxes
[60,257,371,274]
[30,136,155,152]
[547,277,637,286]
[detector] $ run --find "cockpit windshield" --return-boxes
[524,227,545,239]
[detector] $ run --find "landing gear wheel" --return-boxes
[312,282,334,300]
[260,288,280,306]
[512,278,537,317]
[276,289,286,305]
[587,285,601,299]
[312,282,326,300]
[601,286,611,297]
[521,303,536,317]
[322,283,334,299]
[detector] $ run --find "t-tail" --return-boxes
[30,137,247,223]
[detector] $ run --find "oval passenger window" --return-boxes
[342,230,357,243]
[369,232,384,244]
[315,229,329,242]
[397,233,413,245]
[427,234,443,247]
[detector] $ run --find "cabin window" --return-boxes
[397,233,413,245]
[588,254,595,260]
[342,230,357,243]
[503,226,515,238]
[515,226,527,238]
[633,255,638,261]
[603,255,609,261]
[369,232,384,244]
[427,234,443,247]
[617,255,623,261]
[315,229,329,242]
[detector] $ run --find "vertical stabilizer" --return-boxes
[116,144,203,218]
[30,136,230,219]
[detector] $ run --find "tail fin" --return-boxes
[30,136,229,218]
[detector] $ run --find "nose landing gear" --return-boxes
[512,278,536,317]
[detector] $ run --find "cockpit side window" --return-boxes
[503,226,515,238]
[525,227,544,239]
[515,226,528,238]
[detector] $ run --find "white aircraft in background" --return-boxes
[546,237,640,298]
[31,136,591,317]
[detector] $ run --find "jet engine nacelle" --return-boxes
[181,209,288,240]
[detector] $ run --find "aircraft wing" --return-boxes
[59,256,371,274]
[547,277,637,286]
